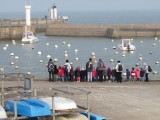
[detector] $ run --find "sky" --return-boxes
[0,0,160,13]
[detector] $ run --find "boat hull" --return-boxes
[0,105,7,119]
[39,97,77,110]
[5,99,52,117]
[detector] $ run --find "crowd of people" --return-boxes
[47,58,152,83]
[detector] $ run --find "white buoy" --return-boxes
[3,47,7,50]
[94,60,97,63]
[112,46,116,49]
[104,48,108,51]
[54,45,58,49]
[46,43,49,46]
[110,59,114,62]
[47,55,51,59]
[38,51,42,55]
[64,51,67,53]
[75,57,79,61]
[0,68,4,71]
[115,51,118,55]
[153,43,156,46]
[10,53,14,56]
[67,44,71,48]
[111,39,114,42]
[64,53,68,58]
[155,37,158,40]
[54,58,58,62]
[91,52,95,56]
[149,52,153,54]
[6,44,9,47]
[62,41,66,44]
[15,66,19,69]
[140,41,143,43]
[39,60,43,63]
[136,63,139,66]
[139,57,143,60]
[75,49,78,52]
[155,61,159,64]
[122,54,125,57]
[21,44,24,46]
[10,62,14,65]
[27,72,31,75]
[15,56,19,60]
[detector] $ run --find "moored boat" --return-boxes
[22,31,38,44]
[118,39,136,51]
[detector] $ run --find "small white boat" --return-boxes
[39,97,77,110]
[22,31,38,44]
[0,105,7,119]
[118,39,136,51]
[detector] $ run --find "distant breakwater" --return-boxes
[46,24,160,38]
[1,18,160,40]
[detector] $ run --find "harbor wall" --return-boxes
[46,24,160,38]
[0,18,65,40]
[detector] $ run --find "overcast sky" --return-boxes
[0,0,160,13]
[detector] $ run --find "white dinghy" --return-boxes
[0,105,7,119]
[39,97,77,110]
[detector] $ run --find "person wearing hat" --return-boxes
[115,61,123,83]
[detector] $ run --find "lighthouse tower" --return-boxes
[25,5,31,26]
[50,4,57,20]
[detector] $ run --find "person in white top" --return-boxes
[64,60,71,81]
[115,61,123,83]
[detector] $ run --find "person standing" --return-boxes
[97,59,106,82]
[64,60,71,81]
[144,63,149,82]
[115,61,123,83]
[47,58,54,82]
[86,58,93,82]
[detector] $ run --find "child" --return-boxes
[126,69,131,82]
[131,67,136,82]
[75,66,81,82]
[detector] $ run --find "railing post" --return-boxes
[14,100,17,119]
[52,96,55,120]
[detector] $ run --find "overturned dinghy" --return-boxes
[5,99,52,117]
[0,105,7,119]
[39,97,77,110]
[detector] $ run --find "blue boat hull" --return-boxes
[5,99,52,117]
[82,112,106,120]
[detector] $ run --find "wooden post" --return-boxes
[52,96,55,120]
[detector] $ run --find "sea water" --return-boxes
[0,10,160,79]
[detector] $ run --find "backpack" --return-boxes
[64,66,68,73]
[148,66,152,72]
[118,64,123,71]
[88,62,93,69]
[100,62,104,68]
[49,63,54,71]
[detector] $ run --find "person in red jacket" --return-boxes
[58,66,65,82]
[136,67,140,81]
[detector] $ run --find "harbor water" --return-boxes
[0,10,160,79]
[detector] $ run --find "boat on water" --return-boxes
[5,99,52,117]
[39,97,78,110]
[22,31,38,44]
[118,39,136,51]
[0,105,7,119]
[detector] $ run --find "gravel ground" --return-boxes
[1,80,160,120]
